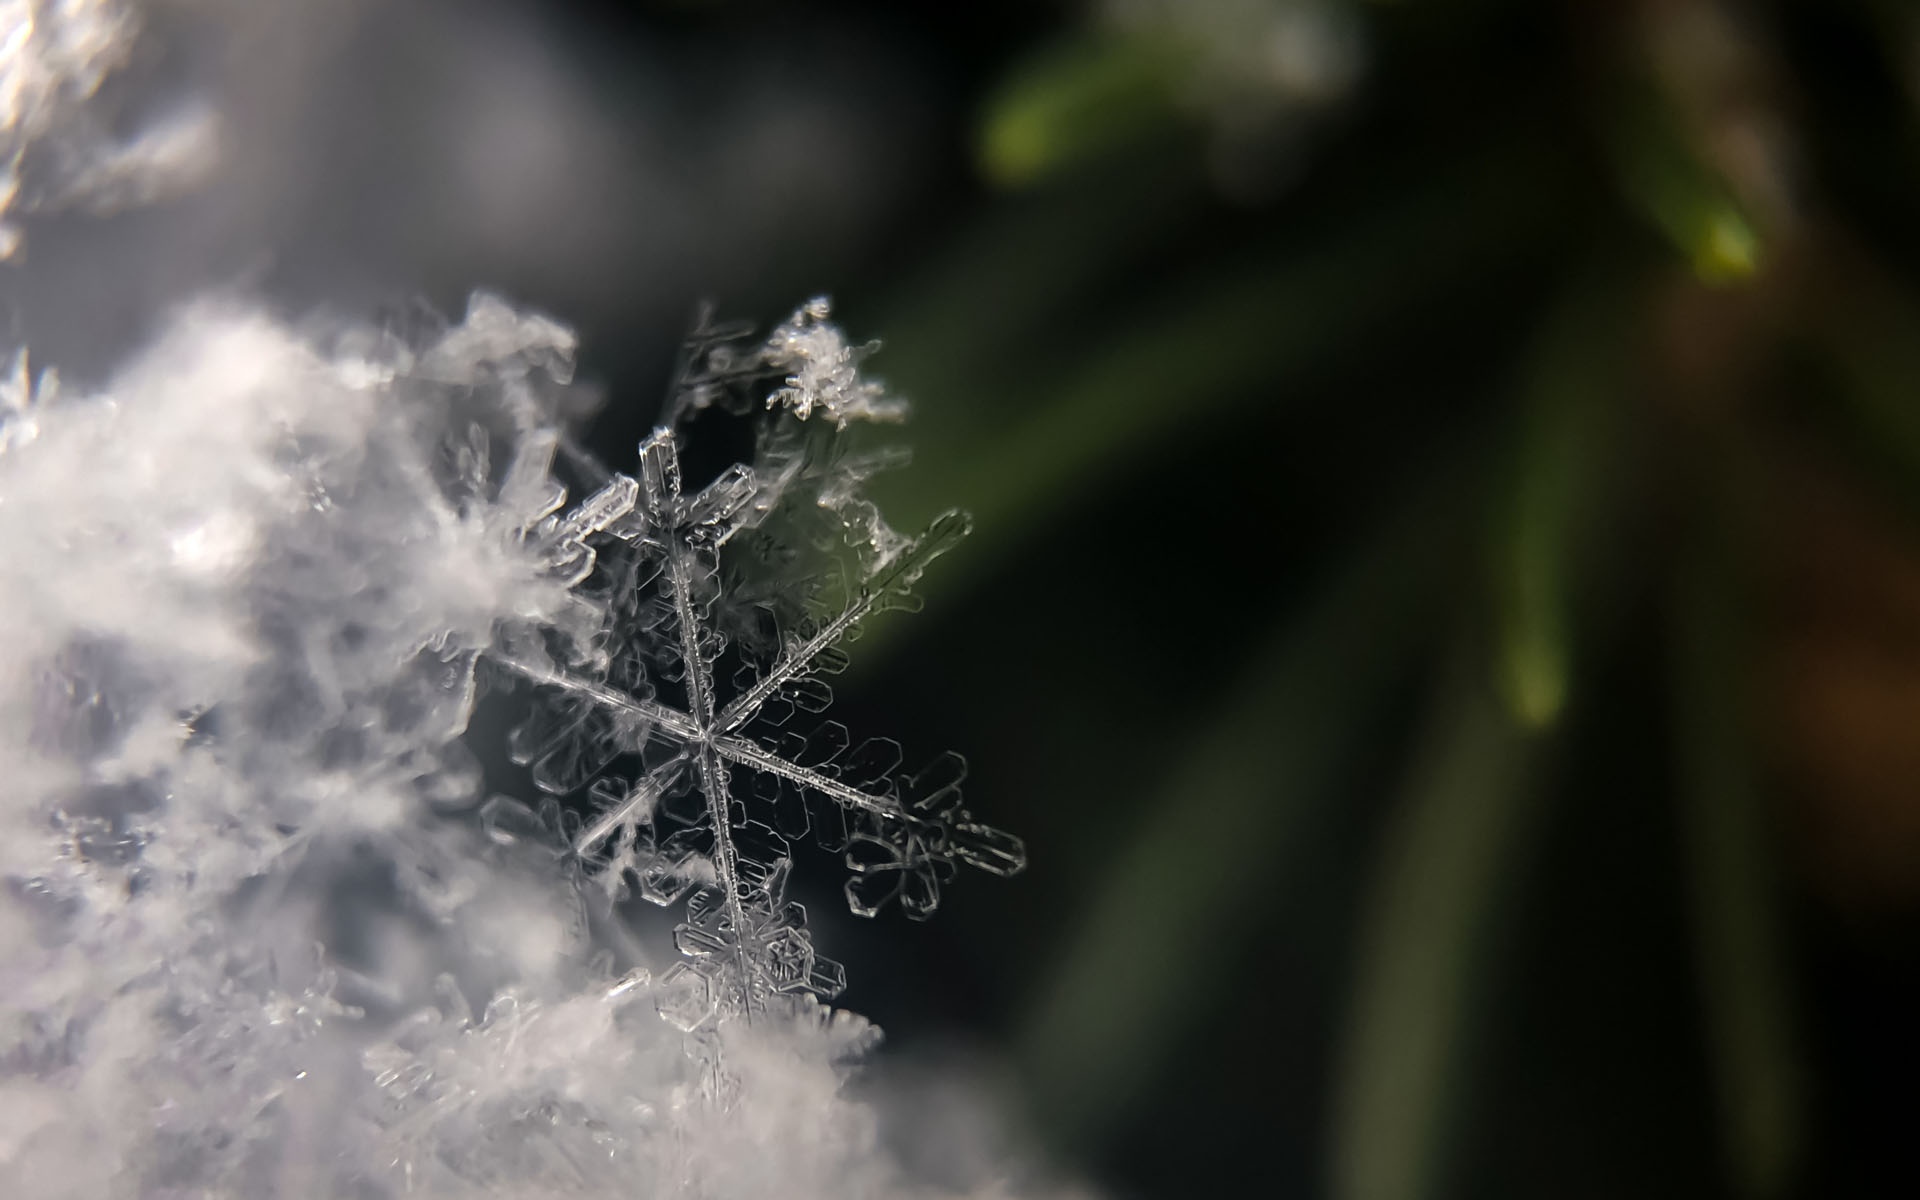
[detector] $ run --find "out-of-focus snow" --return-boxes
[0,0,217,255]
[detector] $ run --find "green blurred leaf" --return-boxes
[979,34,1192,188]
[880,142,1558,583]
[1490,276,1634,729]
[1672,513,1805,1200]
[1017,455,1475,1148]
[873,144,1205,451]
[1328,650,1538,1200]
[1607,79,1762,284]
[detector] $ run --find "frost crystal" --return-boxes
[500,304,1024,1027]
[762,297,909,428]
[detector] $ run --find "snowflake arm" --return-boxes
[711,736,1024,876]
[572,748,690,860]
[714,508,970,737]
[635,427,767,1015]
[496,654,696,742]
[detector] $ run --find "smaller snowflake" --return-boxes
[762,297,908,428]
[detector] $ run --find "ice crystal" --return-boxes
[763,296,909,428]
[498,301,1025,1029]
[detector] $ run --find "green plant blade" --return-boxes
[1672,524,1805,1200]
[1489,274,1634,729]
[1016,456,1474,1148]
[1328,651,1538,1200]
[880,142,1558,581]
[979,34,1192,188]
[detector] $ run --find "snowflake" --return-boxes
[495,305,1024,1030]
[762,297,908,428]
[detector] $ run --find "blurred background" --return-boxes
[18,0,1920,1196]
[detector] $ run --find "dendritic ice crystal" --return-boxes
[494,304,1025,1030]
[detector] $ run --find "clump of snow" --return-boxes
[0,291,1062,1199]
[0,293,589,1193]
[764,297,908,428]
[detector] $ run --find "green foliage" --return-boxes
[861,1,1920,1195]
[979,34,1192,187]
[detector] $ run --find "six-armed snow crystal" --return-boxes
[499,304,1025,1028]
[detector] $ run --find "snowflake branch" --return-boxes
[494,655,699,742]
[713,735,904,821]
[572,751,690,857]
[712,734,1024,876]
[641,429,761,1018]
[715,509,971,736]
